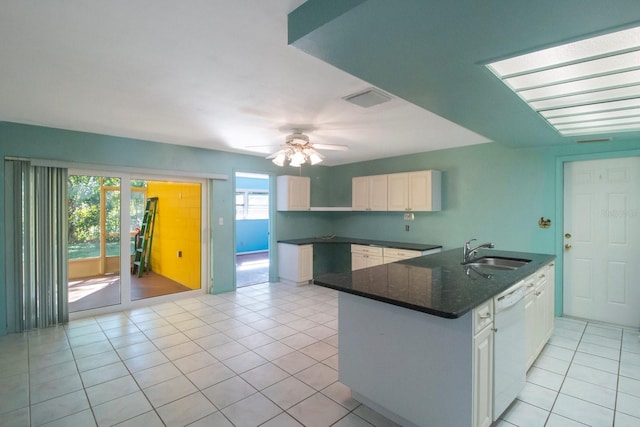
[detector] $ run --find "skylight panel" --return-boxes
[487,25,640,137]
[488,26,640,76]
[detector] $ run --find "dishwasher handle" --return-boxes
[494,285,525,312]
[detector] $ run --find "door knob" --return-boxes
[564,233,572,239]
[565,243,572,249]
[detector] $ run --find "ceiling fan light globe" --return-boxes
[309,152,323,165]
[272,151,286,166]
[290,151,306,165]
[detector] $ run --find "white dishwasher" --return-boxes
[493,280,526,420]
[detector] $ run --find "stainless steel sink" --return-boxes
[463,256,531,271]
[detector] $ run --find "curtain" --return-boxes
[4,159,68,332]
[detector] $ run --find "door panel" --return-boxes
[564,157,640,327]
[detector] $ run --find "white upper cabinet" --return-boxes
[277,175,310,211]
[387,170,441,211]
[352,175,388,211]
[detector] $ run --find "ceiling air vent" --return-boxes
[576,137,612,143]
[343,88,392,108]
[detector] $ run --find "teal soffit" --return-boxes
[288,0,640,148]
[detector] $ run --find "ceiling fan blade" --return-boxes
[245,145,282,149]
[313,143,349,151]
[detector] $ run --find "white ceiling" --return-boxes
[0,0,490,166]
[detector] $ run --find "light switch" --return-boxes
[218,217,223,225]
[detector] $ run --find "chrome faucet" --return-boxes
[463,238,494,263]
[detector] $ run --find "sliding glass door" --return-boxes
[67,171,208,315]
[68,175,122,312]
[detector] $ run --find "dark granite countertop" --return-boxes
[278,236,442,252]
[313,248,555,319]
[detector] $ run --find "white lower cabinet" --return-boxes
[352,245,442,271]
[277,243,313,285]
[473,321,494,427]
[351,245,384,271]
[473,299,494,427]
[525,262,555,370]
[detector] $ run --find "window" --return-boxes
[236,191,269,219]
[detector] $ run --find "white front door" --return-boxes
[563,157,640,327]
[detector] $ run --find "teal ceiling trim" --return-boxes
[287,0,367,45]
[289,0,640,147]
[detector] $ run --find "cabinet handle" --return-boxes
[491,327,498,332]
[479,313,491,319]
[535,291,542,296]
[539,274,546,278]
[527,283,535,288]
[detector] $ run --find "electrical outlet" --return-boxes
[404,213,415,220]
[405,225,410,232]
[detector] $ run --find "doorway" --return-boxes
[235,172,270,287]
[68,173,206,313]
[563,156,640,327]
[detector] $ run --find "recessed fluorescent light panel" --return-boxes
[487,26,640,136]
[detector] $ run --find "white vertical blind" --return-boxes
[4,160,68,332]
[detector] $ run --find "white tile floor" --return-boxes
[496,317,640,427]
[0,282,639,426]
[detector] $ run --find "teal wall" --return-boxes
[0,122,333,335]
[2,121,640,335]
[326,139,640,317]
[236,219,269,253]
[328,143,551,252]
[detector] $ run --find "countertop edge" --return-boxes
[315,279,461,318]
[278,236,442,252]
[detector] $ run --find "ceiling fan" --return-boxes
[267,131,348,167]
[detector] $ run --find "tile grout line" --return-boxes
[611,326,624,427]
[542,320,587,426]
[98,311,165,427]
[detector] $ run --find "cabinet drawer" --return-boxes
[473,299,494,334]
[382,248,421,259]
[351,244,383,256]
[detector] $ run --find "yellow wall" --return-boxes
[146,181,201,289]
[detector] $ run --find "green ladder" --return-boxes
[133,197,158,277]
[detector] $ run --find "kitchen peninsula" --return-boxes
[313,248,556,427]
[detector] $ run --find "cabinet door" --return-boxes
[368,175,388,211]
[288,176,310,211]
[544,263,555,342]
[278,243,312,285]
[473,325,494,427]
[298,244,313,281]
[277,176,310,211]
[352,252,367,271]
[534,283,547,357]
[387,173,409,211]
[524,290,536,370]
[352,176,370,211]
[409,171,441,211]
[366,255,384,268]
